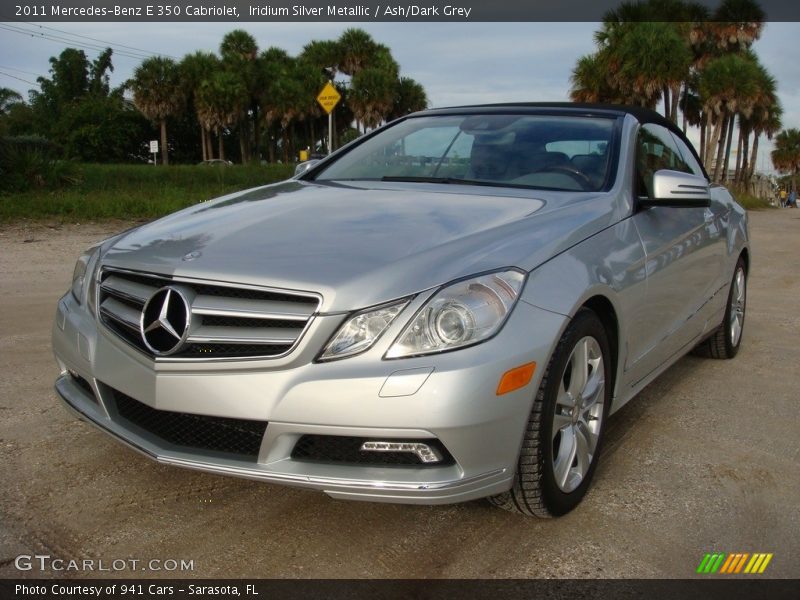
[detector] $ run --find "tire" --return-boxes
[693,257,746,359]
[489,308,612,517]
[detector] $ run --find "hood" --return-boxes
[102,180,619,312]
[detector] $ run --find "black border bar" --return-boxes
[3,0,800,22]
[2,579,800,600]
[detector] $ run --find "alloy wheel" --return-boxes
[551,336,605,493]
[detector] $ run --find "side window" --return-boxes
[636,124,692,197]
[669,132,706,178]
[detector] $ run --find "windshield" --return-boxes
[312,113,617,192]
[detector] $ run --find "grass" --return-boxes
[0,163,295,222]
[733,191,774,210]
[1,162,776,221]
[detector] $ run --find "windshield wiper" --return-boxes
[380,176,499,187]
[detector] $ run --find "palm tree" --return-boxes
[220,29,258,61]
[346,43,399,132]
[349,67,397,131]
[570,53,617,104]
[220,30,259,162]
[710,0,765,53]
[700,0,765,179]
[301,39,341,80]
[337,28,377,76]
[734,61,777,187]
[771,129,800,193]
[195,70,247,162]
[575,9,694,119]
[299,40,346,152]
[129,57,184,165]
[180,51,219,161]
[606,22,692,118]
[598,0,705,121]
[593,0,767,128]
[745,102,781,190]
[697,52,760,180]
[292,59,332,156]
[387,78,428,121]
[257,47,296,162]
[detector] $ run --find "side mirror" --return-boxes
[642,169,710,208]
[294,159,320,178]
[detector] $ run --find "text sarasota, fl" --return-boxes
[249,5,473,18]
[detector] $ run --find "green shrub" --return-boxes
[0,162,295,221]
[733,192,773,210]
[0,136,80,193]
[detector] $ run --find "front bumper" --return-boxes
[52,290,566,504]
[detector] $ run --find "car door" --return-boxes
[626,123,725,387]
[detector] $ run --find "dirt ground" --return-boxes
[0,210,798,580]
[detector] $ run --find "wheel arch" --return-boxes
[578,294,620,405]
[739,246,750,274]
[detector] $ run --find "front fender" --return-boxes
[520,217,647,410]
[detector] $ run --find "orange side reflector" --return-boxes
[496,362,537,396]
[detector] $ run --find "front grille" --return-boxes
[291,435,454,466]
[112,390,267,460]
[97,267,320,360]
[181,343,292,358]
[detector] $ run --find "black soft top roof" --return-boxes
[422,102,675,130]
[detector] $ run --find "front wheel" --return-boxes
[489,308,612,517]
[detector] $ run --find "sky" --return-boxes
[1,21,799,173]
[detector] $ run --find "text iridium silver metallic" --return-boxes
[52,105,749,515]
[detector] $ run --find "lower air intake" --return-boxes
[112,390,267,460]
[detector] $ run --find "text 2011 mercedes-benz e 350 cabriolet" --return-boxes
[53,104,748,516]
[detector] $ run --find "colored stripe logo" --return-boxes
[696,552,773,574]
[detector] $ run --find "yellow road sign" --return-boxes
[316,82,341,114]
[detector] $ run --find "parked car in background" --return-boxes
[53,104,748,516]
[198,159,233,166]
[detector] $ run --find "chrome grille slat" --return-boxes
[187,326,299,345]
[99,298,141,330]
[97,267,320,361]
[100,275,157,303]
[191,295,313,321]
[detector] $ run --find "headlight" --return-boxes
[318,299,409,361]
[385,269,525,359]
[70,246,100,306]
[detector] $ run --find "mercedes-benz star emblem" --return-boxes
[140,287,191,355]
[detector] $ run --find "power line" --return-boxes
[0,70,39,87]
[0,23,151,60]
[0,64,43,78]
[0,22,154,59]
[0,23,165,62]
[19,21,179,60]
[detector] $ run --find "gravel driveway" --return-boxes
[1,210,798,579]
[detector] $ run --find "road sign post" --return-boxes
[316,82,341,155]
[149,140,159,166]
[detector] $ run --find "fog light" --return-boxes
[360,441,443,463]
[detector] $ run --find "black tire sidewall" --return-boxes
[539,310,612,516]
[723,258,747,358]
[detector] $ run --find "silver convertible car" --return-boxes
[52,104,748,517]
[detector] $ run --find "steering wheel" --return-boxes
[535,166,594,190]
